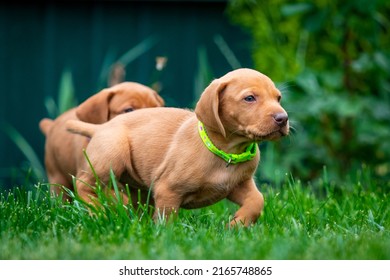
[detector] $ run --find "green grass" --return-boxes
[0,174,389,260]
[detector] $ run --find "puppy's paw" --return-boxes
[227,215,251,228]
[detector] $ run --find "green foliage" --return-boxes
[44,69,77,118]
[228,0,390,183]
[0,174,388,259]
[2,38,161,187]
[43,36,159,119]
[98,35,159,89]
[228,0,305,81]
[214,34,242,70]
[279,69,390,182]
[194,34,241,103]
[194,46,214,102]
[1,123,46,181]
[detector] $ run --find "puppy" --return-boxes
[66,69,289,226]
[39,82,164,200]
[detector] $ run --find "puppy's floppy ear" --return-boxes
[195,79,227,138]
[76,88,114,124]
[153,91,165,107]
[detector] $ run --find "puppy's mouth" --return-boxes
[244,127,289,142]
[257,130,286,141]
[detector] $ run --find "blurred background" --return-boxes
[1,0,389,190]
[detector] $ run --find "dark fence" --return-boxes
[0,0,252,188]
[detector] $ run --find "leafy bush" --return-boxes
[228,0,390,184]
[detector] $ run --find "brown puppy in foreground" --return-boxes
[39,82,164,200]
[67,69,289,226]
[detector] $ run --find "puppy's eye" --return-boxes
[123,108,134,113]
[277,96,282,103]
[244,95,256,102]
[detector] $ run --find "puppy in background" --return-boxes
[39,82,164,200]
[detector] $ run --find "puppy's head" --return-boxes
[195,68,289,141]
[76,82,165,124]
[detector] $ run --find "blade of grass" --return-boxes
[109,168,122,204]
[58,69,77,114]
[194,46,214,101]
[117,35,158,66]
[214,34,242,69]
[43,96,58,119]
[98,47,118,89]
[1,122,45,180]
[98,36,159,88]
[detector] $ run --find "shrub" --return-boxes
[228,0,390,184]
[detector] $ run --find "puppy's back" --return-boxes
[104,107,193,132]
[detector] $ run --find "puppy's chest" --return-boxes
[180,166,250,209]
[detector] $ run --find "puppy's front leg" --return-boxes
[152,182,182,223]
[227,179,264,227]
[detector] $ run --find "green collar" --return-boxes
[198,121,257,167]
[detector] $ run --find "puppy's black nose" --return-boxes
[273,112,288,127]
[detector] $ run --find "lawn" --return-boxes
[0,172,388,260]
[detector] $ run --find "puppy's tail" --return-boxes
[39,118,54,136]
[66,120,97,138]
